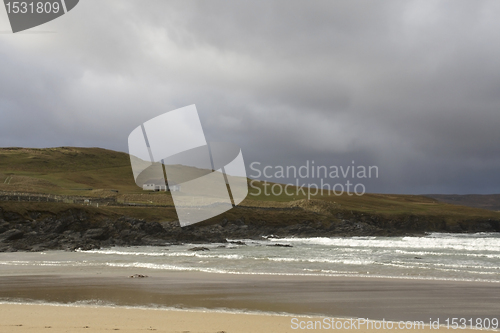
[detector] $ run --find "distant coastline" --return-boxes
[1,200,499,252]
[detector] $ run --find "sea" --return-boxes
[1,232,499,283]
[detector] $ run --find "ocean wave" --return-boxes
[2,233,500,285]
[105,262,229,274]
[273,235,500,252]
[394,250,500,259]
[266,257,375,265]
[390,260,500,270]
[0,260,91,267]
[80,249,244,260]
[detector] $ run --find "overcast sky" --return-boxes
[1,0,500,194]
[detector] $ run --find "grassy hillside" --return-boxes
[0,147,140,195]
[0,147,499,226]
[426,194,500,211]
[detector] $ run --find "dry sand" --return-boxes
[0,303,485,333]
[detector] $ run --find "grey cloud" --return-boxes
[1,0,499,194]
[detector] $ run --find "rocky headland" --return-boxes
[1,201,499,252]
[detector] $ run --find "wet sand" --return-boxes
[1,271,499,323]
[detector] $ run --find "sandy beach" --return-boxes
[0,303,488,333]
[1,243,500,332]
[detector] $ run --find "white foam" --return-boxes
[273,234,500,252]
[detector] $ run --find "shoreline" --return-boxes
[2,266,500,285]
[0,299,312,319]
[0,303,492,333]
[0,300,340,318]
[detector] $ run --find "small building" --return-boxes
[142,179,180,192]
[142,178,167,192]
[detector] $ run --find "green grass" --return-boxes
[0,201,112,219]
[0,147,140,195]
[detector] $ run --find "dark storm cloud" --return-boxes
[0,0,499,194]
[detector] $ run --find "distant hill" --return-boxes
[0,147,138,195]
[0,147,499,227]
[426,194,500,211]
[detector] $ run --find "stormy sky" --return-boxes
[1,0,500,194]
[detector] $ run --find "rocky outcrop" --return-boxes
[188,247,210,251]
[0,205,499,252]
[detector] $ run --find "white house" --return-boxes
[142,179,180,192]
[142,183,156,191]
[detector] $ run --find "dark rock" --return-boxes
[0,229,24,241]
[2,212,22,222]
[141,237,168,246]
[188,247,210,251]
[129,274,148,278]
[229,241,246,245]
[142,221,165,235]
[30,245,48,252]
[84,228,108,240]
[267,243,293,248]
[1,203,500,252]
[0,221,9,234]
[232,219,245,226]
[78,243,100,251]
